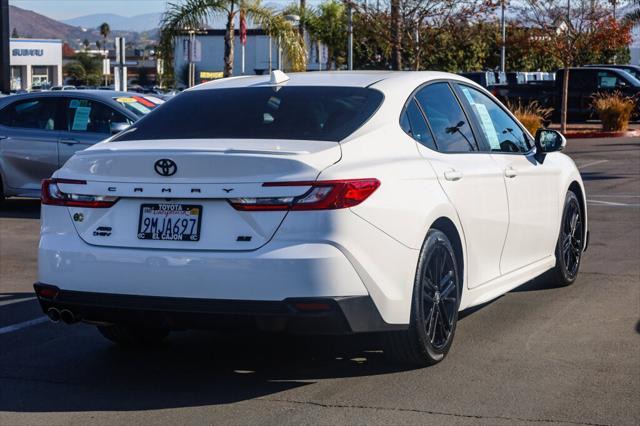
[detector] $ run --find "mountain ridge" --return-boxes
[8,6,155,49]
[62,13,163,32]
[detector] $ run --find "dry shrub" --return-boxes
[507,101,553,135]
[592,92,635,131]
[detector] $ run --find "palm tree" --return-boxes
[99,22,110,52]
[624,0,640,24]
[289,0,346,69]
[161,0,306,78]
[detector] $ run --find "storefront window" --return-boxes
[31,66,51,88]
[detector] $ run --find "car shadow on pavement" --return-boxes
[509,273,559,293]
[579,172,625,181]
[0,198,40,219]
[0,328,417,413]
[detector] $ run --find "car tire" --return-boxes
[383,229,460,367]
[549,190,584,286]
[0,175,5,204]
[97,324,169,345]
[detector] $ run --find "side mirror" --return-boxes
[535,128,566,153]
[110,122,129,135]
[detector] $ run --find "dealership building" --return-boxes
[9,38,63,91]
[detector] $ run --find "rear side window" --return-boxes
[0,98,61,130]
[414,83,477,153]
[400,99,436,150]
[65,98,130,134]
[112,87,384,142]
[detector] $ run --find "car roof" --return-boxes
[192,71,472,90]
[569,67,628,72]
[585,64,640,70]
[0,90,142,102]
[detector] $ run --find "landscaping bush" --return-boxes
[507,101,553,135]
[592,92,635,132]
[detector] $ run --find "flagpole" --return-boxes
[240,9,247,75]
[242,44,245,74]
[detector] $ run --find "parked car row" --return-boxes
[0,90,163,200]
[461,65,640,122]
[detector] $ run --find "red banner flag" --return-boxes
[240,10,247,46]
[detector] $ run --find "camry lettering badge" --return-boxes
[154,159,177,176]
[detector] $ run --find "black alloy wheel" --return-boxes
[384,229,460,366]
[422,241,458,350]
[550,190,584,286]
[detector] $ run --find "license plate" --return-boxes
[137,204,202,241]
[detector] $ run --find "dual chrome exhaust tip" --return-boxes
[47,308,79,324]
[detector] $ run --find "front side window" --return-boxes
[400,98,436,150]
[455,84,531,153]
[414,83,477,153]
[112,87,384,142]
[65,98,130,134]
[0,98,60,130]
[597,71,620,89]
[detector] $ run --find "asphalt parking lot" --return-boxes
[0,137,638,426]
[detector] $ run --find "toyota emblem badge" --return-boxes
[154,159,177,177]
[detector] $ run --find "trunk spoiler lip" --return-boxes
[78,148,312,156]
[86,138,340,155]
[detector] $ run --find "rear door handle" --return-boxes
[0,135,7,140]
[59,138,80,146]
[504,167,517,178]
[444,169,463,181]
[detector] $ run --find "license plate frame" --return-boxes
[137,203,203,242]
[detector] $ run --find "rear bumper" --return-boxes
[34,283,405,334]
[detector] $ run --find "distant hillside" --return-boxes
[8,6,155,49]
[63,13,162,32]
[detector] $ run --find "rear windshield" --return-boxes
[112,86,384,142]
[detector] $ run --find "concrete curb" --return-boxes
[563,129,640,139]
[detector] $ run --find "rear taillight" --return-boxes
[41,178,118,208]
[228,179,380,211]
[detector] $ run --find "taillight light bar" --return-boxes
[228,179,380,211]
[41,178,118,208]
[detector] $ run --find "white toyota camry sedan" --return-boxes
[34,71,588,366]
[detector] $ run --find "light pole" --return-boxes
[500,0,506,74]
[0,0,9,94]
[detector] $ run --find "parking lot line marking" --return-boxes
[0,317,48,336]
[587,199,640,207]
[588,194,640,198]
[0,296,36,307]
[578,159,608,169]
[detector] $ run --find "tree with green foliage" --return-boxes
[64,52,103,86]
[287,0,347,69]
[517,0,632,132]
[161,0,306,78]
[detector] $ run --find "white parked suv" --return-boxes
[34,71,588,366]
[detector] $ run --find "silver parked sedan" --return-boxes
[0,90,164,200]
